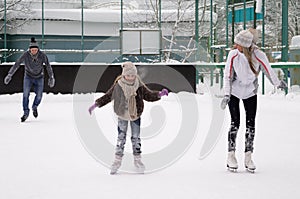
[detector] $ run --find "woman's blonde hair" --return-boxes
[242,46,258,76]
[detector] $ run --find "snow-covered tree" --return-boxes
[123,0,214,62]
[0,0,33,32]
[213,0,300,50]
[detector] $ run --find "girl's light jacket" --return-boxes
[223,48,280,99]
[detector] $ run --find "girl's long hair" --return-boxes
[242,46,258,76]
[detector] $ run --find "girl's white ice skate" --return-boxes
[227,151,238,172]
[134,155,145,174]
[245,151,256,173]
[110,155,122,175]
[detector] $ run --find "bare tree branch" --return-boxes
[0,0,33,32]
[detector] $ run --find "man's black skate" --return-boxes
[21,114,28,122]
[33,109,38,118]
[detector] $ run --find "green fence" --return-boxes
[195,62,300,94]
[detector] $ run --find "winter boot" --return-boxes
[110,155,122,175]
[33,108,38,118]
[245,151,256,172]
[134,154,145,173]
[21,114,29,122]
[227,151,238,171]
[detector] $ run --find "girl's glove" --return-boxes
[277,80,287,90]
[158,88,169,97]
[220,95,230,110]
[88,103,97,115]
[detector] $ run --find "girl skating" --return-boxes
[221,29,287,172]
[88,62,168,174]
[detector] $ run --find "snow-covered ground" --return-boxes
[1,88,300,199]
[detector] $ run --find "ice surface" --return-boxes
[0,89,300,199]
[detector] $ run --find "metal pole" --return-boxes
[262,0,265,94]
[296,17,299,35]
[281,0,288,62]
[210,0,214,86]
[81,0,84,62]
[210,0,215,86]
[214,4,217,57]
[120,0,124,59]
[262,0,265,48]
[253,0,257,28]
[4,0,7,62]
[243,0,246,30]
[210,0,213,62]
[195,0,199,61]
[195,0,200,83]
[226,0,229,50]
[121,0,123,31]
[231,0,235,45]
[42,0,44,49]
[159,0,162,62]
[282,0,289,94]
[158,0,161,29]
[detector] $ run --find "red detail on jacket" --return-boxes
[229,53,239,77]
[255,55,270,76]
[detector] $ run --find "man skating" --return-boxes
[4,37,55,122]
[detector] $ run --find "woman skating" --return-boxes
[221,29,287,172]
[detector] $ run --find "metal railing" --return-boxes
[195,62,300,94]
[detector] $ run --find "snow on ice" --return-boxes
[0,85,300,199]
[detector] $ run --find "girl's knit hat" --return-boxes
[122,62,137,76]
[248,28,259,44]
[234,30,253,48]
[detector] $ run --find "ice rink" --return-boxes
[1,91,300,199]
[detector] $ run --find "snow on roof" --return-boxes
[290,35,300,49]
[31,8,217,23]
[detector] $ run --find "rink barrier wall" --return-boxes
[0,63,196,95]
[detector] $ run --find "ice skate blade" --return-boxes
[110,171,117,175]
[227,165,238,172]
[134,167,145,174]
[227,168,238,172]
[246,168,255,173]
[110,169,118,175]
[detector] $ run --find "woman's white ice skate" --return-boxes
[227,151,238,172]
[245,151,256,173]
